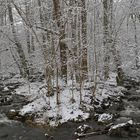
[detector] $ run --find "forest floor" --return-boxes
[0,73,140,139]
[13,73,121,126]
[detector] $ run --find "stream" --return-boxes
[0,116,140,140]
[0,114,47,140]
[1,80,140,140]
[0,88,47,140]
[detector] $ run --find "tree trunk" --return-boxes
[37,0,48,61]
[25,0,34,76]
[81,0,88,80]
[103,0,124,85]
[103,0,110,80]
[52,0,67,83]
[132,15,139,69]
[7,1,28,78]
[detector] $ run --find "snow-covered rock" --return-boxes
[108,120,139,137]
[110,120,133,130]
[3,87,9,92]
[98,113,113,124]
[74,124,92,137]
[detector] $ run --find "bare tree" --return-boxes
[103,0,111,80]
[7,0,28,78]
[81,0,88,80]
[52,0,67,84]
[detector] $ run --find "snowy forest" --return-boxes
[0,0,140,140]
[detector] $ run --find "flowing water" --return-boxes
[0,114,47,140]
[1,114,140,140]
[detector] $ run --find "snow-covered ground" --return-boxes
[15,80,91,126]
[94,73,124,108]
[14,73,124,126]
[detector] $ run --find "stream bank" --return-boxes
[0,76,140,140]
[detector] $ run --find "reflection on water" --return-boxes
[0,114,140,140]
[0,114,12,124]
[0,114,47,140]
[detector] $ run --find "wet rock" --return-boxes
[0,95,28,111]
[1,83,21,93]
[74,124,92,137]
[0,92,29,123]
[48,116,55,121]
[0,95,13,106]
[136,128,140,135]
[7,83,21,90]
[28,72,44,82]
[123,89,136,96]
[95,94,124,115]
[0,83,4,91]
[6,109,29,122]
[128,95,140,101]
[104,123,114,131]
[7,109,19,119]
[45,133,54,139]
[123,76,140,90]
[108,101,124,112]
[56,114,62,120]
[94,105,104,114]
[101,101,110,110]
[108,120,139,137]
[129,101,140,109]
[10,113,36,125]
[115,117,132,124]
[3,87,10,92]
[120,108,140,122]
[0,134,8,138]
[94,100,100,106]
[24,113,35,121]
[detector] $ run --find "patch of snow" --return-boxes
[5,74,25,84]
[16,72,124,126]
[94,73,124,108]
[20,97,47,115]
[3,87,9,91]
[18,84,90,126]
[109,120,133,130]
[75,124,91,137]
[15,81,44,101]
[136,89,140,93]
[98,113,113,123]
[10,109,16,112]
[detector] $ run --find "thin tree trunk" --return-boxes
[133,16,139,69]
[81,0,88,80]
[37,0,48,61]
[103,0,110,80]
[92,0,98,96]
[25,0,34,76]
